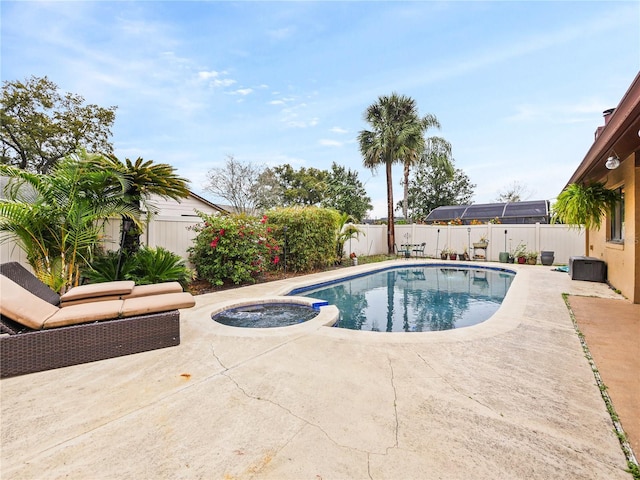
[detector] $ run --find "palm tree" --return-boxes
[0,151,138,290]
[358,93,431,252]
[93,155,190,254]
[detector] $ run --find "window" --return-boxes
[609,186,624,243]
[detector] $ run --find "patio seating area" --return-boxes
[0,262,195,377]
[0,260,634,479]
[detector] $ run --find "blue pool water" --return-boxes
[292,266,515,332]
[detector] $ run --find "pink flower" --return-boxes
[219,228,225,236]
[273,256,280,264]
[260,215,268,224]
[210,236,219,248]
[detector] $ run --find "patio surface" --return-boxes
[0,260,635,479]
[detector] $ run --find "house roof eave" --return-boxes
[565,72,640,187]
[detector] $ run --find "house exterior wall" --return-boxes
[586,151,638,302]
[146,194,223,218]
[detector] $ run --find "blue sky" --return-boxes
[2,1,639,218]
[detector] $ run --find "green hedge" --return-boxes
[267,207,340,272]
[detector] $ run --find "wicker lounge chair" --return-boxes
[0,262,184,307]
[0,266,195,378]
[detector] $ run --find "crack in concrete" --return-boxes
[221,368,372,458]
[387,356,400,451]
[414,351,501,417]
[210,343,402,479]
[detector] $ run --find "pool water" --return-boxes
[212,303,320,328]
[294,266,514,332]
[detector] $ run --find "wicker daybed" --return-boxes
[0,262,195,378]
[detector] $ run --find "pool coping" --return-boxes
[204,259,528,343]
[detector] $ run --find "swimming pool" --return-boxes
[290,265,515,332]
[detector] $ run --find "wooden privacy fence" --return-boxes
[1,217,584,269]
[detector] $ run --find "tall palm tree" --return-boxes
[0,151,137,290]
[93,155,190,254]
[358,93,430,253]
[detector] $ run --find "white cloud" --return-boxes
[231,88,253,96]
[330,127,348,134]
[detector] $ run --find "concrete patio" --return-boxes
[0,260,633,479]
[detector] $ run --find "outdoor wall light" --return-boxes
[605,154,620,170]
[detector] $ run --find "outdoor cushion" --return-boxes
[122,282,184,299]
[1,275,195,331]
[59,280,135,303]
[0,276,58,329]
[59,282,184,307]
[120,292,195,317]
[42,300,124,329]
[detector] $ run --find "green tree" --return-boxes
[321,162,372,221]
[400,119,448,221]
[92,155,190,254]
[0,151,137,291]
[358,93,428,252]
[1,76,116,173]
[271,164,329,206]
[402,154,475,222]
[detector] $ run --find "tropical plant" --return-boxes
[0,151,138,291]
[359,93,431,253]
[334,212,364,264]
[91,154,190,254]
[82,246,191,287]
[552,182,621,230]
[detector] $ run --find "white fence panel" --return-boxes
[144,216,201,265]
[346,224,388,257]
[2,218,585,269]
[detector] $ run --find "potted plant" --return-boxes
[511,242,527,264]
[473,234,489,249]
[350,252,358,266]
[526,251,538,265]
[448,249,457,261]
[460,247,470,261]
[440,247,449,260]
[552,182,621,230]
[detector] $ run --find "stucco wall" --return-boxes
[588,151,638,302]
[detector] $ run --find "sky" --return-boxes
[2,1,639,218]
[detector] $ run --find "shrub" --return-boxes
[83,246,191,287]
[266,207,340,272]
[188,212,280,286]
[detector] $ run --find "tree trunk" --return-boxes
[386,160,395,254]
[402,161,409,221]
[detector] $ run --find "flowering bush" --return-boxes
[188,212,280,286]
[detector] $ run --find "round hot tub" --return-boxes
[211,297,336,330]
